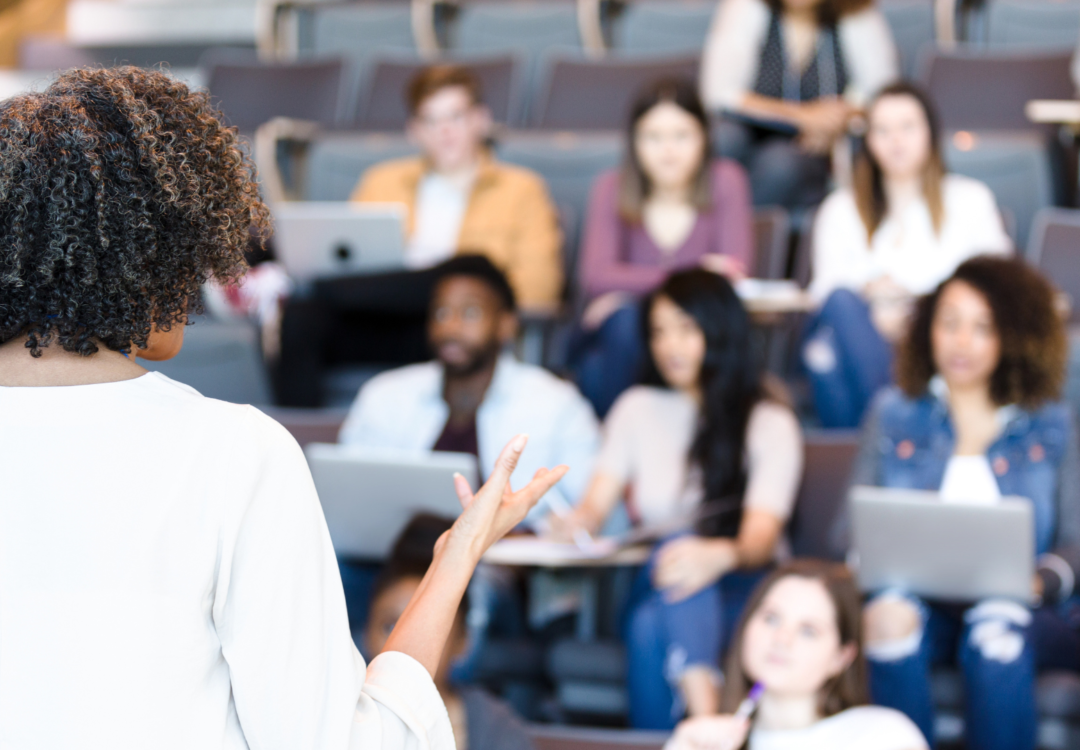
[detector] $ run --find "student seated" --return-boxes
[666,560,927,750]
[355,63,562,308]
[339,255,598,512]
[551,269,803,729]
[804,83,1011,428]
[274,64,562,406]
[364,516,538,750]
[701,0,899,207]
[572,78,753,417]
[830,256,1080,750]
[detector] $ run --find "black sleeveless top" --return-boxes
[752,11,849,102]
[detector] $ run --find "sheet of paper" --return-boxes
[483,537,621,566]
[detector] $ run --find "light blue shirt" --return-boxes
[338,354,601,524]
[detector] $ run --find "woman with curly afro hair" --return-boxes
[0,67,566,749]
[829,255,1080,750]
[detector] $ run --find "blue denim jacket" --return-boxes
[833,386,1080,573]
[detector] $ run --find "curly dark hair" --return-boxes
[0,66,270,357]
[897,255,1066,408]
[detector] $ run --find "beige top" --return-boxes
[597,386,803,527]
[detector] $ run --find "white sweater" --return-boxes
[0,372,453,750]
[701,0,899,111]
[810,174,1013,302]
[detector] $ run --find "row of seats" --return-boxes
[206,41,1076,132]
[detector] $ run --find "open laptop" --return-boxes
[305,444,478,560]
[849,485,1035,604]
[273,202,407,282]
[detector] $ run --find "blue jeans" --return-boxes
[868,594,1080,750]
[570,302,643,419]
[803,289,893,428]
[622,549,767,730]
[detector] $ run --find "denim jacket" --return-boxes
[831,385,1080,600]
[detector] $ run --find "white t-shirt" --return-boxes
[750,706,928,750]
[407,172,469,269]
[810,174,1013,302]
[940,455,1002,505]
[0,372,453,750]
[596,386,803,527]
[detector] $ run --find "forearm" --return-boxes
[739,93,805,126]
[381,541,475,677]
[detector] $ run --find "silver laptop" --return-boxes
[849,485,1035,604]
[305,444,478,559]
[273,202,407,281]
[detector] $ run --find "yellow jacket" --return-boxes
[350,155,563,309]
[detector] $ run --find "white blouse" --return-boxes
[700,0,899,111]
[596,386,803,527]
[0,373,453,750]
[810,174,1013,302]
[750,706,928,750]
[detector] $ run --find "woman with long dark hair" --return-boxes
[665,560,926,750]
[572,78,753,417]
[803,82,1011,428]
[553,269,802,729]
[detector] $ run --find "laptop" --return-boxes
[273,202,407,282]
[305,444,479,560]
[849,485,1035,604]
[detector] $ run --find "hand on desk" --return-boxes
[654,536,738,603]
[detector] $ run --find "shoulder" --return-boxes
[817,187,859,222]
[144,373,303,462]
[590,169,621,200]
[942,173,998,208]
[748,399,801,442]
[709,159,750,189]
[503,359,588,403]
[360,156,425,185]
[491,160,549,193]
[715,0,770,30]
[866,385,937,433]
[838,5,891,33]
[609,385,669,412]
[818,706,928,749]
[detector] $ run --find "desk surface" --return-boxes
[484,538,651,568]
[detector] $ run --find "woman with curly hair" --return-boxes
[828,256,1080,750]
[0,67,566,749]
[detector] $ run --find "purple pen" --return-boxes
[734,683,765,720]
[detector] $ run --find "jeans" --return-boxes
[622,546,767,730]
[569,302,643,419]
[867,593,1080,750]
[713,119,830,208]
[802,289,893,428]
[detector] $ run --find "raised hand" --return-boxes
[445,434,569,563]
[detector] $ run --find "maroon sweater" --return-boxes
[578,160,754,299]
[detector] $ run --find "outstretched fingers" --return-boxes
[453,472,475,511]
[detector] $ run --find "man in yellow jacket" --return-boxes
[352,65,562,312]
[275,65,563,406]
